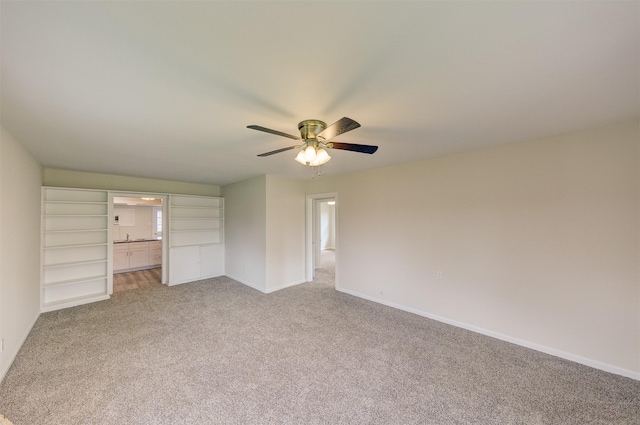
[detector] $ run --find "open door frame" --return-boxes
[108,192,169,294]
[305,192,338,284]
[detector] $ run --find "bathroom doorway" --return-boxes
[306,193,337,286]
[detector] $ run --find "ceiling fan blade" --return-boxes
[328,142,378,154]
[318,117,361,141]
[257,145,300,157]
[247,125,300,141]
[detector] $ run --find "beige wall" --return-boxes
[44,168,220,196]
[222,175,307,293]
[306,121,640,377]
[265,175,306,292]
[222,176,267,292]
[0,125,43,381]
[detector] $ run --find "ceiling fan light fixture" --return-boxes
[304,145,317,162]
[295,146,331,166]
[250,117,376,167]
[311,148,330,166]
[294,150,307,165]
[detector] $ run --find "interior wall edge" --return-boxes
[224,274,267,294]
[264,279,307,294]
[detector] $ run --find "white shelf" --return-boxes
[171,205,220,209]
[43,259,108,269]
[170,242,219,247]
[43,242,108,250]
[170,229,219,232]
[170,213,221,217]
[41,187,110,312]
[170,195,222,208]
[44,214,108,217]
[169,217,224,220]
[43,187,108,203]
[44,229,108,234]
[44,233,108,247]
[42,274,108,288]
[44,201,108,216]
[41,292,109,312]
[43,201,107,204]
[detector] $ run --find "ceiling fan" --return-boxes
[247,117,378,166]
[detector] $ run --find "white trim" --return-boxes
[337,287,640,381]
[109,191,169,287]
[166,279,190,287]
[265,279,307,294]
[41,294,110,313]
[0,312,39,383]
[167,273,224,287]
[225,275,306,294]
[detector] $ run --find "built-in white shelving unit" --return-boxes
[40,189,225,310]
[41,187,110,312]
[169,195,224,285]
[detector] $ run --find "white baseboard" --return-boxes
[40,294,110,313]
[168,273,226,287]
[336,287,640,381]
[0,311,40,384]
[225,275,307,294]
[265,279,307,294]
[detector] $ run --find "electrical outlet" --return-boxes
[437,271,443,280]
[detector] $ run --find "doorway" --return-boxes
[109,193,168,294]
[306,193,337,286]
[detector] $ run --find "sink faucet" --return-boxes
[126,233,130,241]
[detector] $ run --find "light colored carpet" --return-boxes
[312,249,335,288]
[0,252,638,424]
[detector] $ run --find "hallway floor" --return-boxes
[113,268,162,293]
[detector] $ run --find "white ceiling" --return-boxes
[1,1,638,186]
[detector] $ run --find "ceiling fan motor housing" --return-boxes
[298,119,327,140]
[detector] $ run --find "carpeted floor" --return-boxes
[313,249,335,288]
[0,251,638,424]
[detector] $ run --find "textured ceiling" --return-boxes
[1,1,638,186]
